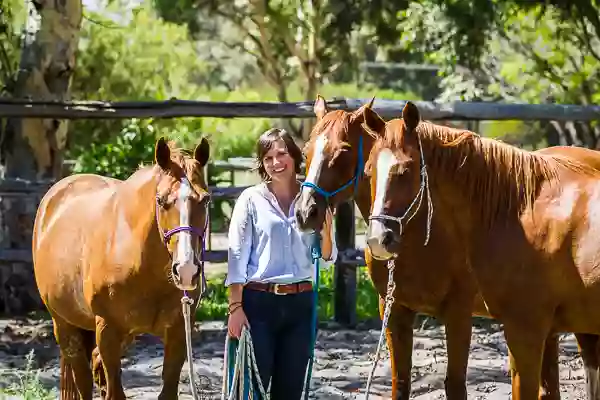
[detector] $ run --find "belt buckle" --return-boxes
[272,283,288,295]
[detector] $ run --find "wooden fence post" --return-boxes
[333,200,357,326]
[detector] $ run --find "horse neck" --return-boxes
[422,132,553,230]
[354,129,378,221]
[116,166,167,255]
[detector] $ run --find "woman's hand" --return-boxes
[227,304,249,338]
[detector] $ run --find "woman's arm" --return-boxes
[319,207,337,263]
[225,192,253,304]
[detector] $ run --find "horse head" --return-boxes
[154,136,211,291]
[295,95,386,232]
[365,101,429,260]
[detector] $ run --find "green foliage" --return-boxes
[67,1,212,176]
[491,6,600,105]
[412,1,600,104]
[152,0,409,80]
[395,0,600,147]
[315,267,380,321]
[0,0,25,94]
[0,349,57,400]
[196,274,230,321]
[70,119,158,179]
[67,1,263,176]
[68,0,420,179]
[196,268,380,322]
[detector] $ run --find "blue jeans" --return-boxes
[242,286,315,400]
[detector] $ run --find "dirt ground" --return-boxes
[0,316,589,400]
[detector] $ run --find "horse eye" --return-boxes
[156,196,170,209]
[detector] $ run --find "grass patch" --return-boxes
[0,350,56,400]
[195,267,380,322]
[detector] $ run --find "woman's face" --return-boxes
[262,139,296,182]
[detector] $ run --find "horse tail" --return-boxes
[59,355,78,400]
[59,328,96,400]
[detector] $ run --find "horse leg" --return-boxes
[52,316,95,400]
[440,300,472,400]
[158,321,188,400]
[382,299,416,400]
[576,333,600,400]
[92,335,135,399]
[95,317,126,400]
[504,318,551,400]
[538,333,560,400]
[509,334,559,400]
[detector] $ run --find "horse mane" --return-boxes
[304,110,352,155]
[303,109,378,164]
[370,120,600,227]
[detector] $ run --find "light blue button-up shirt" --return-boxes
[225,183,337,286]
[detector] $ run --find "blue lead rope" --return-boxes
[303,232,322,400]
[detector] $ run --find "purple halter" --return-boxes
[155,194,210,298]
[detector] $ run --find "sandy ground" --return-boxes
[0,317,589,400]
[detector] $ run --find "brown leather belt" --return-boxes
[245,281,313,295]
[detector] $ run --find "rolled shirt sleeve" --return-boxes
[224,190,253,286]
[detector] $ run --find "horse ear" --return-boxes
[402,101,421,133]
[155,137,171,169]
[194,137,210,167]
[365,96,376,109]
[314,94,328,120]
[363,106,386,136]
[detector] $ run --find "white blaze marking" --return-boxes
[372,148,398,216]
[370,148,398,237]
[176,178,194,267]
[302,134,328,195]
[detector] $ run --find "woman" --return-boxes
[225,127,336,399]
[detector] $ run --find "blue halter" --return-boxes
[300,135,365,199]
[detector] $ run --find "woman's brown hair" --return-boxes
[255,128,303,181]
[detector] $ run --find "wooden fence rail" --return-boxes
[2,97,600,121]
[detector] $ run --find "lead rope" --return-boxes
[182,293,201,399]
[302,232,321,400]
[365,260,396,400]
[221,326,268,400]
[178,225,209,400]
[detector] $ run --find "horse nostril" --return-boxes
[295,208,303,223]
[381,230,394,247]
[172,262,180,280]
[307,204,318,220]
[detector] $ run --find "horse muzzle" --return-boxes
[295,197,324,233]
[172,261,200,291]
[366,222,398,261]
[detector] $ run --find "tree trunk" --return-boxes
[299,0,320,142]
[0,0,82,316]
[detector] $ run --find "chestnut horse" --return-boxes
[364,101,600,400]
[296,96,600,399]
[32,137,211,400]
